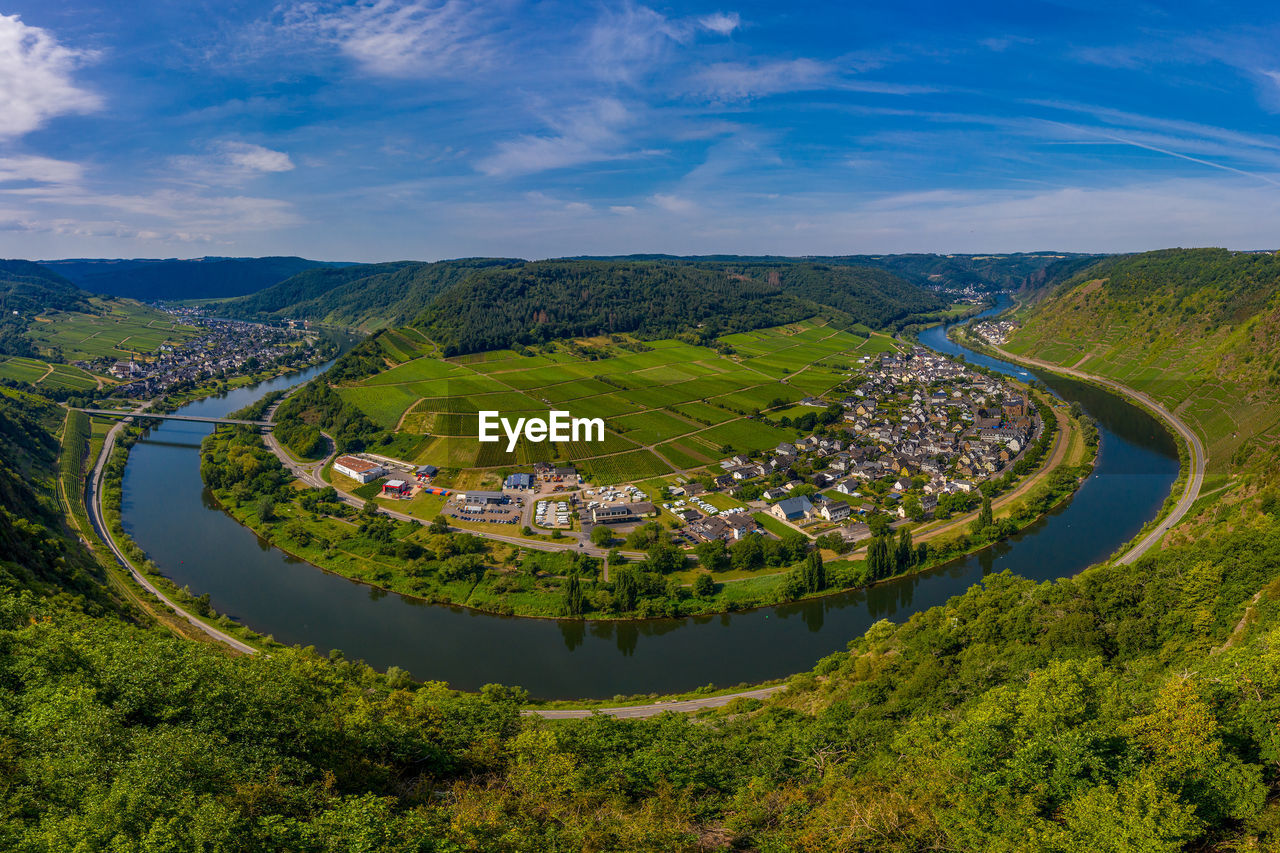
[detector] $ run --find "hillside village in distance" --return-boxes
[76,309,322,399]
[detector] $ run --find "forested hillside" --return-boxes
[579,252,1101,292]
[416,260,833,354]
[42,256,339,301]
[227,258,524,330]
[0,260,93,356]
[1005,248,1280,481]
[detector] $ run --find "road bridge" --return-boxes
[72,408,271,427]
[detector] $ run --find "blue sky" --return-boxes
[1,0,1279,261]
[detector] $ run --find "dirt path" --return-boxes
[526,684,786,719]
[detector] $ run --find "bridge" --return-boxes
[72,408,272,428]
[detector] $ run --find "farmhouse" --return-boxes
[333,456,385,484]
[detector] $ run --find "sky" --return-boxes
[1,0,1280,261]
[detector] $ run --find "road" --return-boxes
[986,343,1205,564]
[84,407,260,655]
[526,684,786,719]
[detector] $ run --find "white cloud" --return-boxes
[650,193,696,214]
[698,12,741,36]
[0,14,100,139]
[279,0,499,77]
[0,156,84,185]
[222,142,295,173]
[168,141,297,186]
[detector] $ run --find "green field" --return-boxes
[335,319,900,483]
[27,298,200,362]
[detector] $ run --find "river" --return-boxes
[119,299,1178,699]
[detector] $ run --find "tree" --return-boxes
[730,534,765,570]
[896,527,914,572]
[612,565,639,611]
[692,572,715,597]
[903,494,925,522]
[694,539,730,572]
[562,574,584,617]
[429,514,450,534]
[866,535,893,580]
[257,495,277,522]
[589,525,614,547]
[972,495,994,534]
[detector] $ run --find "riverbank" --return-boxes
[947,323,1203,564]
[77,353,346,656]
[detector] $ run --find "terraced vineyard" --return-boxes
[335,319,898,482]
[0,356,99,391]
[27,297,200,361]
[1003,250,1280,484]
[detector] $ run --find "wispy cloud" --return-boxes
[0,156,85,185]
[583,2,691,83]
[0,14,100,139]
[278,0,502,77]
[685,58,832,101]
[476,98,663,176]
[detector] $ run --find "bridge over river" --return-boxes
[72,408,271,428]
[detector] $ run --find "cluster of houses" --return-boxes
[701,346,1039,542]
[971,319,1020,345]
[81,316,314,398]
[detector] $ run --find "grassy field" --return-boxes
[335,320,902,483]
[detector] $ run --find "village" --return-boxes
[325,344,1044,555]
[971,318,1021,345]
[79,314,321,398]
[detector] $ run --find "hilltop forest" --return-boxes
[2,248,1280,849]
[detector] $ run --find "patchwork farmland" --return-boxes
[336,319,899,483]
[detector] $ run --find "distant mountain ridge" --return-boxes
[41,256,345,301]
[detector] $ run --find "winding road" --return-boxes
[985,343,1205,564]
[84,406,260,655]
